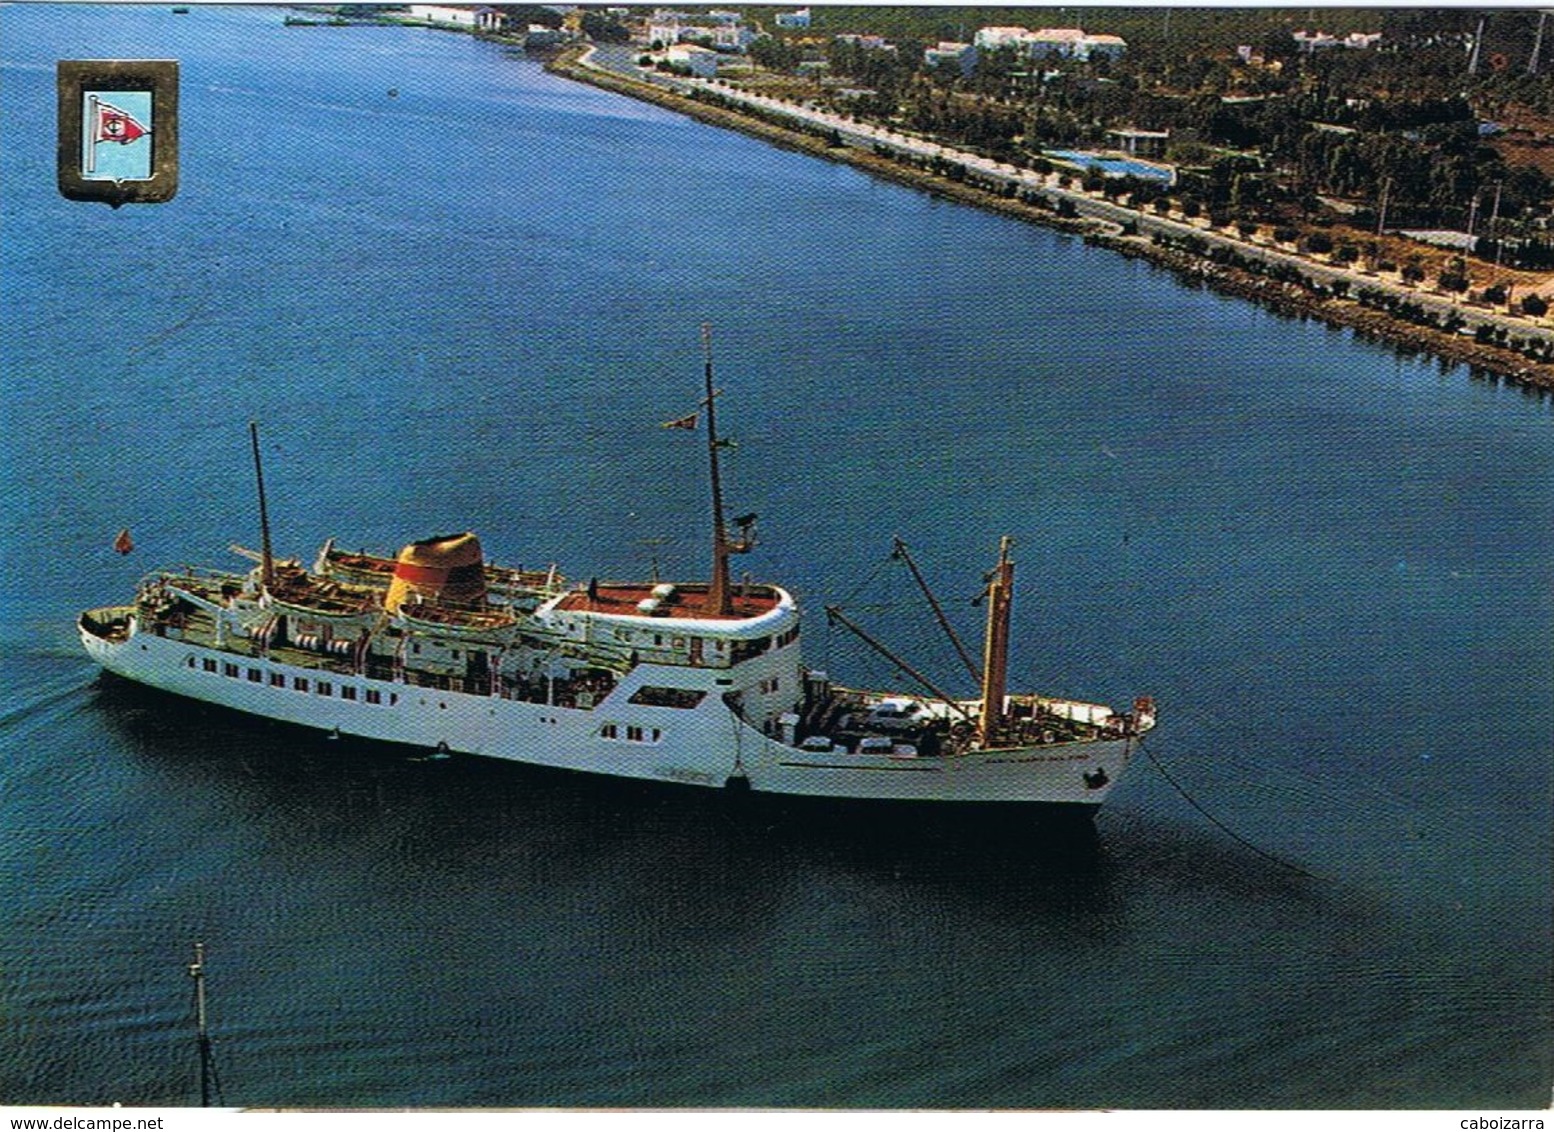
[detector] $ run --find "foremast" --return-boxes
[825,536,1022,749]
[700,323,753,617]
[979,535,1014,744]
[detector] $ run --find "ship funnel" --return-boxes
[384,533,487,613]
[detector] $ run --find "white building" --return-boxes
[647,9,693,46]
[974,26,1031,51]
[1024,27,1087,56]
[648,7,755,51]
[775,8,811,30]
[835,33,893,52]
[1107,127,1170,157]
[924,41,978,77]
[1293,29,1380,52]
[972,25,1128,63]
[408,5,504,30]
[1292,29,1339,52]
[1080,33,1128,60]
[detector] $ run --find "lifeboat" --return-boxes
[264,563,380,622]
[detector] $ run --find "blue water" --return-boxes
[2,5,1550,1109]
[1046,149,1174,181]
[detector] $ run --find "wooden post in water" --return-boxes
[187,941,213,1108]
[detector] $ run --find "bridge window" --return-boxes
[628,686,706,709]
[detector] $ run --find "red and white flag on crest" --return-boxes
[96,101,149,145]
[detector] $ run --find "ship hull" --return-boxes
[81,611,1135,811]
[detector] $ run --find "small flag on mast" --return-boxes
[662,412,698,430]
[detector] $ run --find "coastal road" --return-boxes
[576,48,1554,351]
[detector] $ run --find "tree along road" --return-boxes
[577,48,1554,350]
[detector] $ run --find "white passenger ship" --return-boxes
[80,334,1154,815]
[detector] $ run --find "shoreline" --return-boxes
[547,47,1554,394]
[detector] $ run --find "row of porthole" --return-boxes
[186,654,399,706]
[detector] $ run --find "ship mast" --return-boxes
[702,324,733,616]
[248,422,275,593]
[978,536,1014,744]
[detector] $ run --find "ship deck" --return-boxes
[556,582,781,621]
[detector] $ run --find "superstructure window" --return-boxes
[600,723,662,744]
[628,686,706,709]
[224,662,239,678]
[731,636,773,665]
[203,658,218,673]
[293,676,309,692]
[341,686,357,701]
[270,673,286,687]
[316,681,332,697]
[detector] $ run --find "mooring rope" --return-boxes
[1139,739,1322,881]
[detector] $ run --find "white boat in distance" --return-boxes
[80,330,1155,815]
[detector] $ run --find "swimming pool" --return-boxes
[1045,149,1175,182]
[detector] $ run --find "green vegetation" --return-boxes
[707,7,1554,270]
